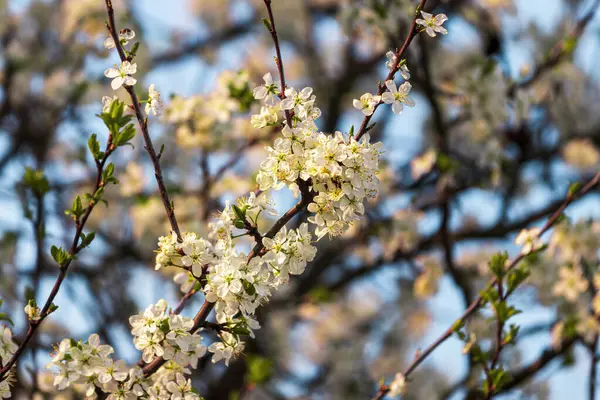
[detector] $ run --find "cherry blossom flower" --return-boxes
[104,61,137,90]
[381,80,415,114]
[416,11,448,37]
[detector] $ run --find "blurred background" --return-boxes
[1,0,600,398]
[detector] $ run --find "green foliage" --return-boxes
[65,195,84,221]
[506,264,530,296]
[243,280,256,296]
[308,286,333,304]
[51,245,71,267]
[488,251,508,279]
[436,153,457,173]
[227,72,255,112]
[568,181,582,197]
[88,134,103,161]
[128,42,140,59]
[483,366,511,396]
[97,99,136,147]
[246,355,273,385]
[22,168,50,196]
[102,163,119,185]
[79,232,96,249]
[0,298,13,326]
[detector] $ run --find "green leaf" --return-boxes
[242,280,256,296]
[568,181,581,197]
[230,325,250,336]
[88,134,101,160]
[488,251,509,279]
[129,42,140,58]
[232,204,246,221]
[50,245,70,267]
[0,312,14,326]
[24,286,35,302]
[506,264,530,295]
[234,220,246,230]
[94,187,105,201]
[80,232,96,249]
[503,323,520,345]
[114,124,136,147]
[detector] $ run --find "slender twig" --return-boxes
[104,0,181,239]
[263,0,292,126]
[372,171,600,399]
[0,139,117,380]
[355,0,427,141]
[507,0,600,96]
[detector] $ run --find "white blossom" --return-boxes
[104,61,137,90]
[381,80,415,114]
[104,29,135,49]
[388,372,406,397]
[353,92,381,116]
[145,84,163,116]
[416,11,448,37]
[253,72,279,106]
[514,228,543,254]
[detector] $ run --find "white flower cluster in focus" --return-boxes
[46,301,205,399]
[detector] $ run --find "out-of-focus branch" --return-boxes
[372,171,600,399]
[0,134,117,381]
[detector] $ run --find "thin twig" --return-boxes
[373,171,600,399]
[104,0,182,239]
[356,0,427,141]
[0,139,116,380]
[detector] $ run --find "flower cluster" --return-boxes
[155,194,317,364]
[36,10,449,398]
[155,232,214,277]
[353,55,414,117]
[46,301,205,399]
[130,300,206,367]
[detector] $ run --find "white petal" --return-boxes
[384,80,397,93]
[392,101,403,115]
[111,76,124,90]
[404,96,416,107]
[381,92,395,104]
[103,37,115,49]
[104,68,120,78]
[435,14,448,24]
[253,86,267,99]
[123,76,137,86]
